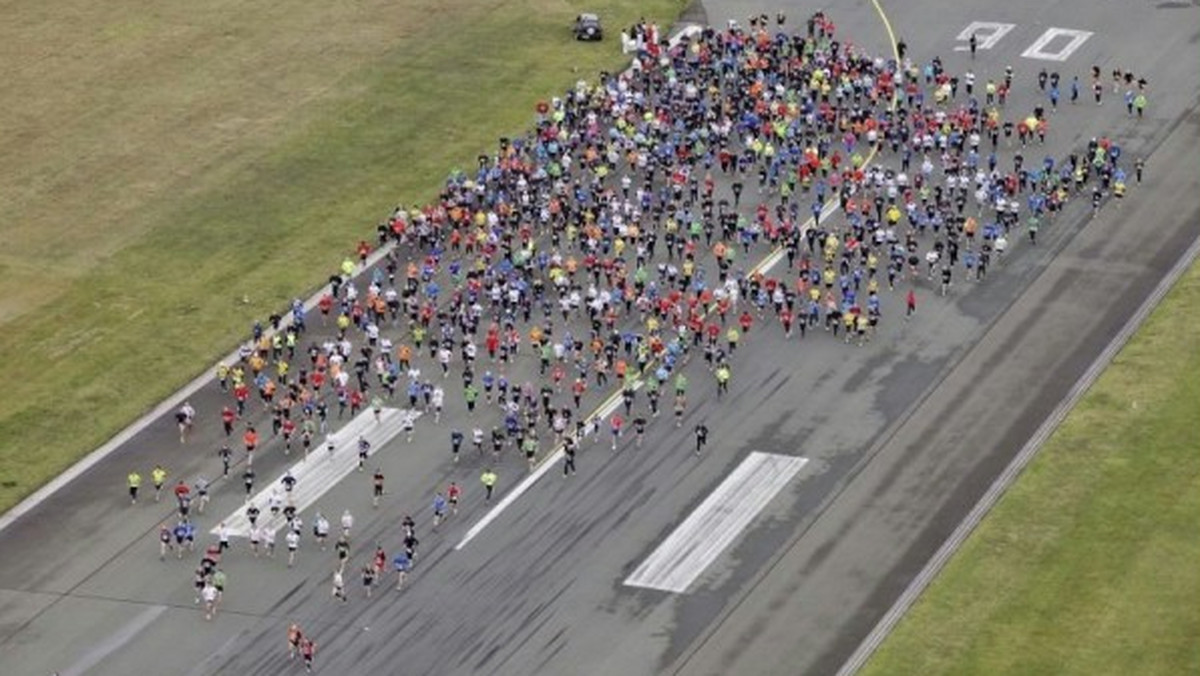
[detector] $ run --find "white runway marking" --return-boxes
[953,21,1015,51]
[453,384,636,551]
[213,407,417,537]
[1021,27,1092,62]
[59,604,166,676]
[624,452,808,593]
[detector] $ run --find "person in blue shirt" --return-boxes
[393,552,413,590]
[432,492,447,528]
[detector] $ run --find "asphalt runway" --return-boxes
[1,1,1197,675]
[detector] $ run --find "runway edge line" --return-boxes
[834,233,1200,676]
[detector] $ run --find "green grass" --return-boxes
[860,259,1200,676]
[0,0,683,509]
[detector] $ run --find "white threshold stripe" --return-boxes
[625,452,808,593]
[213,407,417,537]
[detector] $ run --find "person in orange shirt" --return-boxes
[243,426,259,466]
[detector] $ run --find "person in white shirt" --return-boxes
[332,569,346,602]
[286,529,300,567]
[431,386,445,423]
[263,526,276,558]
[202,582,219,620]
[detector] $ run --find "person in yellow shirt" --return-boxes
[151,465,167,502]
[127,471,142,504]
[480,469,498,501]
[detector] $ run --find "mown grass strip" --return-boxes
[860,259,1200,676]
[0,0,683,510]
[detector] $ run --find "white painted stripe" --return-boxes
[625,452,808,593]
[213,407,417,537]
[453,382,638,551]
[59,604,167,676]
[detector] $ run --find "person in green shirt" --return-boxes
[464,384,479,414]
[715,365,732,399]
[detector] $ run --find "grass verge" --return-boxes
[859,258,1200,676]
[0,0,683,510]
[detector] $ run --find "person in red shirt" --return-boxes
[447,481,461,516]
[220,406,236,437]
[609,414,624,451]
[233,383,250,417]
[300,636,316,672]
[281,418,296,454]
[317,293,334,326]
[739,311,754,333]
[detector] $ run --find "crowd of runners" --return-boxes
[125,11,1141,668]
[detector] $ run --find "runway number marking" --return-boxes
[954,22,1092,62]
[624,452,808,594]
[214,407,418,537]
[954,22,1016,52]
[1020,28,1093,62]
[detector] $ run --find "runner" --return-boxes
[357,434,371,471]
[480,468,498,502]
[151,464,167,502]
[314,512,330,550]
[300,636,316,673]
[335,534,351,572]
[201,579,218,621]
[194,476,210,514]
[432,491,447,529]
[331,567,347,603]
[287,623,303,660]
[563,435,578,476]
[127,470,142,505]
[393,551,413,590]
[286,528,300,568]
[158,524,172,561]
[217,444,233,477]
[694,422,709,456]
[447,481,461,515]
[372,467,386,508]
[362,564,377,598]
[176,401,195,443]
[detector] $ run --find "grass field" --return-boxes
[860,258,1200,676]
[0,0,683,510]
